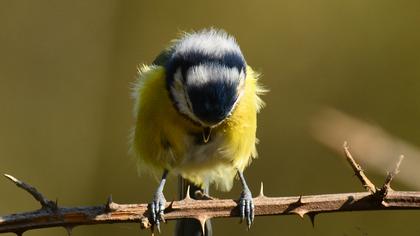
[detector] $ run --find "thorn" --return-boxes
[53,198,59,211]
[258,182,265,197]
[105,195,113,212]
[14,231,24,236]
[196,216,208,235]
[167,200,174,210]
[201,219,206,235]
[64,226,73,236]
[297,195,303,205]
[291,209,306,218]
[184,185,192,200]
[308,213,317,227]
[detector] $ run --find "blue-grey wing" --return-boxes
[152,47,175,66]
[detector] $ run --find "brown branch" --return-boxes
[0,143,416,235]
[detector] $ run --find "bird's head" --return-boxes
[165,30,246,128]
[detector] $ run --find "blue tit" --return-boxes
[130,28,265,231]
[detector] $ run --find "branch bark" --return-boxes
[0,143,417,235]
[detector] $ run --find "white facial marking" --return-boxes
[170,68,204,125]
[186,64,241,87]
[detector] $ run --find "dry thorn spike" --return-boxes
[258,182,265,197]
[105,195,116,212]
[64,226,73,236]
[198,217,207,236]
[297,195,303,205]
[166,200,174,211]
[15,231,24,236]
[291,209,306,218]
[184,185,192,201]
[308,212,317,228]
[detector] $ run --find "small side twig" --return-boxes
[343,143,405,207]
[3,174,57,211]
[379,155,404,206]
[382,155,404,192]
[343,142,378,193]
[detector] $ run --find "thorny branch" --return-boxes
[1,143,419,235]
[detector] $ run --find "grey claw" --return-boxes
[239,188,254,228]
[246,200,251,226]
[240,200,245,223]
[151,202,156,222]
[149,191,166,233]
[250,202,255,223]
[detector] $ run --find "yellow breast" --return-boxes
[131,65,264,191]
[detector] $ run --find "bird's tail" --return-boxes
[175,177,212,236]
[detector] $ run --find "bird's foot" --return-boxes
[239,187,254,229]
[150,190,166,233]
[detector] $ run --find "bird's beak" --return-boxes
[202,127,212,143]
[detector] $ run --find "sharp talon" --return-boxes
[156,221,161,234]
[246,202,252,226]
[151,203,156,222]
[250,203,255,223]
[240,200,245,222]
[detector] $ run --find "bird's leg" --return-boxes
[150,169,168,233]
[238,170,254,228]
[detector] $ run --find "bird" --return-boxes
[130,28,265,233]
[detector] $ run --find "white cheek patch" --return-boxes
[170,68,204,125]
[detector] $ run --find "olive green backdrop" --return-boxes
[1,1,420,235]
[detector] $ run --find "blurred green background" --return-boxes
[1,0,420,235]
